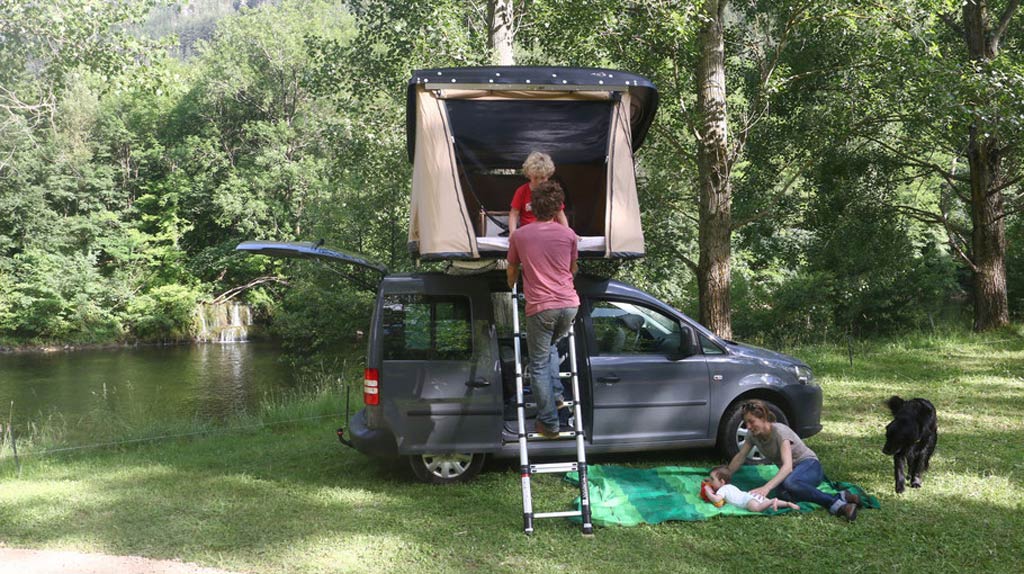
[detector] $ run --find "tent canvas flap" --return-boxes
[410,86,478,259]
[605,93,644,257]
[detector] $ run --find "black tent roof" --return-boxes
[406,66,659,162]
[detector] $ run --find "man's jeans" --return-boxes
[525,307,577,428]
[776,458,842,511]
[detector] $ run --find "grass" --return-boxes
[1,329,1023,573]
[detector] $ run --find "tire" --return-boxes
[717,399,788,464]
[407,453,486,484]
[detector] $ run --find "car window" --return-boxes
[382,295,472,360]
[700,334,725,355]
[490,292,518,339]
[589,300,681,355]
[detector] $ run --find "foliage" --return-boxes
[0,0,1021,349]
[124,284,202,341]
[268,262,374,361]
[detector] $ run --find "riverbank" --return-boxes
[0,341,185,354]
[0,335,277,354]
[2,332,1022,573]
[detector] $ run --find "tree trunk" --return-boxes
[695,0,732,339]
[963,1,1010,331]
[488,0,515,65]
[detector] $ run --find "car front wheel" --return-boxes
[407,453,486,484]
[717,400,789,464]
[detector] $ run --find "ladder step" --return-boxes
[527,430,578,440]
[523,400,574,409]
[535,510,582,519]
[530,462,578,474]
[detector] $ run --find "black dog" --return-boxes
[883,396,937,494]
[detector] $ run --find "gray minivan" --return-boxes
[237,241,822,484]
[236,66,820,483]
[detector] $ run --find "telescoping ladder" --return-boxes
[511,284,594,535]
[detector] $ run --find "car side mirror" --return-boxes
[669,326,696,360]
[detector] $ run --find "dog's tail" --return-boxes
[885,395,904,416]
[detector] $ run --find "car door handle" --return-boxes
[713,375,723,381]
[465,378,490,388]
[598,375,621,384]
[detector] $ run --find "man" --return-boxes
[507,181,579,438]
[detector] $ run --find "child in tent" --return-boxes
[509,151,568,232]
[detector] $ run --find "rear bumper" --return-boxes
[342,409,398,458]
[783,384,823,438]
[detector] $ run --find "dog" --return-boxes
[883,396,937,494]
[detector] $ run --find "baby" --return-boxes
[701,465,800,512]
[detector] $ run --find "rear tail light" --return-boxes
[363,368,379,405]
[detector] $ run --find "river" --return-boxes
[0,342,310,444]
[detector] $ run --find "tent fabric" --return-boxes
[605,93,644,257]
[407,67,659,162]
[409,86,477,259]
[563,464,880,527]
[477,236,606,255]
[435,89,614,102]
[446,99,613,169]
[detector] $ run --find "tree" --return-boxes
[526,1,851,337]
[488,0,516,65]
[833,1,1023,331]
[695,0,733,337]
[958,0,1020,330]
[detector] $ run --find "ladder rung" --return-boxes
[523,400,574,409]
[535,510,582,519]
[527,430,578,440]
[530,462,578,474]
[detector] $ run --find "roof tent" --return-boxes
[406,66,658,260]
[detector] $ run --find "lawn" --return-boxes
[1,329,1022,573]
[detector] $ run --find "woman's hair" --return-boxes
[522,151,555,179]
[711,465,732,483]
[741,399,777,422]
[531,181,564,221]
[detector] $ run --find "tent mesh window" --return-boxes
[445,98,614,239]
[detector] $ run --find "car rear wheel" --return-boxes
[717,400,789,464]
[408,453,486,484]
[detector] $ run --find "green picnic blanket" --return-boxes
[563,464,879,526]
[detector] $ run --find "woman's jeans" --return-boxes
[524,307,577,428]
[776,458,842,512]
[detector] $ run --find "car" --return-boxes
[237,241,822,484]
[236,66,820,483]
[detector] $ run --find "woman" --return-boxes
[726,399,860,521]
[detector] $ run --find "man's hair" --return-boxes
[531,181,564,221]
[711,465,732,483]
[522,151,555,179]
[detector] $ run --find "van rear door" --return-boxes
[373,275,502,454]
[236,241,387,289]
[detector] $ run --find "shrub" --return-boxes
[125,284,202,341]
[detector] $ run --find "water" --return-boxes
[0,343,309,443]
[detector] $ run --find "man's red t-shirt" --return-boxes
[507,221,579,316]
[510,183,564,227]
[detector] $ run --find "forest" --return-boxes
[1,0,1022,353]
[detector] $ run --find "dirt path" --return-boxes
[0,548,241,574]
